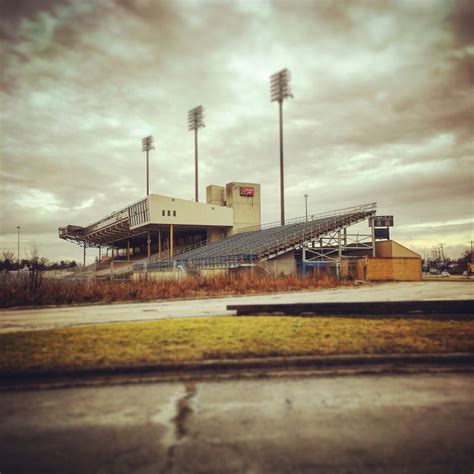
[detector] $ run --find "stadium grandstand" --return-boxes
[58,179,400,279]
[138,202,377,273]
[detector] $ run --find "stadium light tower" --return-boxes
[270,68,293,226]
[142,135,155,196]
[188,105,205,202]
[304,194,308,222]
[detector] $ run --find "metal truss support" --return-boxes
[170,224,174,258]
[302,228,374,278]
[371,222,376,257]
[147,231,151,261]
[158,229,162,259]
[338,230,342,259]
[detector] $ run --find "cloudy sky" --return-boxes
[1,0,473,263]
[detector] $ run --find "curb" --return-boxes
[228,299,474,318]
[422,278,473,283]
[0,285,360,312]
[1,352,473,385]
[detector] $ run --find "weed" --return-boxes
[0,273,347,308]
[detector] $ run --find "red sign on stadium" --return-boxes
[240,187,254,197]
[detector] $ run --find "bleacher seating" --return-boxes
[146,202,377,269]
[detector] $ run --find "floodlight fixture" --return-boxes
[142,135,154,152]
[188,105,205,131]
[142,135,155,195]
[270,68,293,103]
[270,68,293,225]
[188,105,205,202]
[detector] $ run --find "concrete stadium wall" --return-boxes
[375,240,420,258]
[133,270,181,281]
[147,194,233,228]
[199,268,228,278]
[225,182,261,233]
[356,257,422,281]
[206,185,225,206]
[133,267,229,281]
[259,251,296,276]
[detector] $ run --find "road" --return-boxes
[1,371,473,473]
[0,281,472,333]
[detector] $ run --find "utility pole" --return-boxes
[188,105,205,202]
[270,68,293,226]
[439,243,446,263]
[16,225,21,272]
[142,135,155,195]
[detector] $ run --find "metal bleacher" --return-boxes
[135,202,377,272]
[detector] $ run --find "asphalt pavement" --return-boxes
[1,371,473,473]
[0,281,472,333]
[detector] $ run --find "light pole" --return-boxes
[142,135,154,196]
[16,225,21,271]
[439,243,446,263]
[188,105,205,202]
[304,194,308,222]
[270,68,293,226]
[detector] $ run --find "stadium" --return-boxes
[59,181,421,281]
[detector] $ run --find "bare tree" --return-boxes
[1,251,15,272]
[3,251,15,261]
[23,244,48,302]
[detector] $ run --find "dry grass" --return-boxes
[0,273,346,308]
[1,317,473,375]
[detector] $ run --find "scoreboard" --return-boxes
[369,216,394,227]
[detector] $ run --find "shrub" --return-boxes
[0,273,349,308]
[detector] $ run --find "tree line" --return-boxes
[1,251,77,272]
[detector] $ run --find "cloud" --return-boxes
[0,0,472,262]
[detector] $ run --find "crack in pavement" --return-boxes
[162,381,197,473]
[173,382,197,439]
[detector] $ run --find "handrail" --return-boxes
[119,202,377,272]
[237,202,376,234]
[131,208,376,273]
[252,209,375,259]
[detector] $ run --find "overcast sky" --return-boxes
[1,0,473,263]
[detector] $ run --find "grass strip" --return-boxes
[1,317,473,375]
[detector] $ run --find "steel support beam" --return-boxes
[338,230,342,260]
[279,100,285,226]
[170,224,174,258]
[147,231,151,261]
[371,219,376,257]
[195,128,199,202]
[158,229,162,258]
